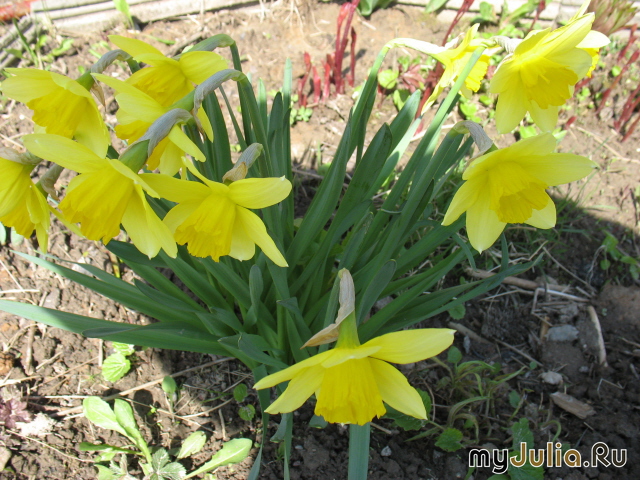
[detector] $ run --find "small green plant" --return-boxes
[102,342,136,383]
[113,0,135,29]
[233,384,256,422]
[6,23,74,69]
[599,230,640,280]
[387,346,535,451]
[82,396,252,480]
[378,55,432,111]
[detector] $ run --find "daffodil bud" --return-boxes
[222,143,263,183]
[119,108,194,172]
[192,70,245,118]
[302,269,356,348]
[449,121,495,155]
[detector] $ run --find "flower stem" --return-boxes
[348,423,371,480]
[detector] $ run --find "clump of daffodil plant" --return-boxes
[0,1,606,477]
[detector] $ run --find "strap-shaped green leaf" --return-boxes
[0,300,226,354]
[16,252,199,326]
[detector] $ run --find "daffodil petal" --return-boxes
[442,176,483,225]
[365,329,455,364]
[494,83,528,134]
[93,73,146,97]
[466,190,506,252]
[168,126,205,162]
[525,197,556,229]
[528,102,559,132]
[109,35,164,58]
[2,68,59,102]
[73,99,110,158]
[235,207,288,267]
[228,177,292,209]
[254,350,334,389]
[139,174,210,203]
[577,30,610,49]
[196,107,214,141]
[121,186,177,258]
[229,218,256,261]
[265,364,324,414]
[163,201,200,233]
[22,134,104,173]
[179,51,228,84]
[517,153,596,185]
[320,346,381,368]
[115,92,166,124]
[370,359,427,419]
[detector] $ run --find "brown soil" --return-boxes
[1,2,640,480]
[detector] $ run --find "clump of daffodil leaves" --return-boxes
[0,1,607,477]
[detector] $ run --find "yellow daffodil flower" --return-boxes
[0,155,50,251]
[141,167,291,266]
[22,134,177,258]
[255,329,454,425]
[1,69,110,157]
[109,35,228,107]
[442,133,596,252]
[490,11,609,133]
[425,24,492,109]
[93,73,209,176]
[255,269,455,425]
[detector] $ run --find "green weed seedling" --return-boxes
[391,347,535,452]
[233,383,256,422]
[81,397,252,480]
[102,342,137,383]
[7,21,74,70]
[599,230,640,281]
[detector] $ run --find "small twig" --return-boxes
[23,323,36,376]
[541,247,596,294]
[370,422,393,434]
[494,339,542,367]
[42,356,98,385]
[448,322,491,344]
[35,351,63,372]
[218,409,228,441]
[587,306,608,367]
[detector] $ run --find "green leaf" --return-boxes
[184,438,252,479]
[114,399,151,461]
[435,428,464,452]
[112,342,135,356]
[509,390,521,408]
[425,0,449,13]
[308,415,328,429]
[511,418,534,450]
[233,384,248,402]
[102,353,131,383]
[155,461,186,480]
[447,303,465,320]
[177,431,207,459]
[162,376,177,395]
[96,464,115,480]
[378,69,398,90]
[238,404,255,421]
[447,346,462,364]
[392,89,410,110]
[83,397,127,437]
